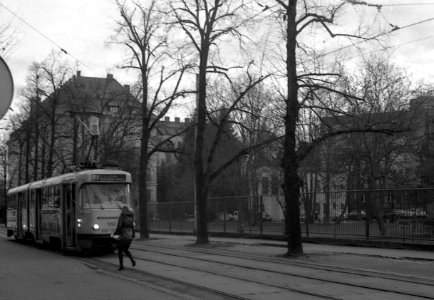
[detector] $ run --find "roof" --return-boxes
[7,169,132,194]
[156,119,190,136]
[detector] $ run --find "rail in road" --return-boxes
[2,222,433,299]
[91,241,434,299]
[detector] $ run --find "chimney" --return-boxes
[175,117,180,123]
[76,70,81,77]
[124,84,130,92]
[107,73,113,80]
[164,116,170,122]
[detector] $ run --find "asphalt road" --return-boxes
[0,236,183,300]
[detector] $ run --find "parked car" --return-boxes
[233,211,239,221]
[388,208,427,220]
[184,213,195,222]
[346,211,366,221]
[218,211,238,222]
[262,212,272,222]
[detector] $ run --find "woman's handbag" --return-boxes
[111,233,120,242]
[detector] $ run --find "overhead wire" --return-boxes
[316,16,434,60]
[0,2,101,76]
[337,34,434,63]
[382,3,434,6]
[346,1,434,7]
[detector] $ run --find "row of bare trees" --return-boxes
[109,0,411,256]
[4,1,430,256]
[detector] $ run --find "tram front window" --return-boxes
[79,184,130,209]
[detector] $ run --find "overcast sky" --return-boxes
[1,1,434,115]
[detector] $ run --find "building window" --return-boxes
[262,177,269,195]
[146,169,152,181]
[426,119,434,151]
[271,175,279,195]
[108,105,119,114]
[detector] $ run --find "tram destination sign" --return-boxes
[91,174,126,182]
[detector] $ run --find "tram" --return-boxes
[6,169,132,251]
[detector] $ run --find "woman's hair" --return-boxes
[121,206,130,214]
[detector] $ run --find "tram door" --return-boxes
[18,192,26,238]
[62,184,76,248]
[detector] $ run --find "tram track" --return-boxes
[3,227,433,299]
[117,251,341,299]
[123,243,434,299]
[134,243,434,286]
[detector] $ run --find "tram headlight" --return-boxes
[92,223,100,231]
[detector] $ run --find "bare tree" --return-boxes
[229,79,282,223]
[20,63,45,181]
[112,0,189,238]
[0,7,18,56]
[333,55,413,234]
[267,0,389,256]
[6,100,31,186]
[36,52,74,177]
[170,0,276,244]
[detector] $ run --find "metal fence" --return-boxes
[148,189,434,245]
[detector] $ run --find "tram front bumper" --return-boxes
[77,234,113,250]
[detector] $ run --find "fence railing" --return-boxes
[148,189,434,245]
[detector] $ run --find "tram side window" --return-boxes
[18,193,24,207]
[8,195,17,210]
[53,185,61,208]
[44,186,60,208]
[41,188,49,209]
[30,190,36,208]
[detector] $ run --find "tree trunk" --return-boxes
[195,48,210,245]
[324,170,331,224]
[18,143,23,186]
[73,116,78,166]
[368,167,385,236]
[25,132,31,183]
[138,71,150,239]
[282,0,303,256]
[33,98,39,181]
[47,107,56,177]
[41,138,46,179]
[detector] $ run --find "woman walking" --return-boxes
[114,206,136,270]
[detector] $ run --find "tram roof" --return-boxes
[7,169,131,195]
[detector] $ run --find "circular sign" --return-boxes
[0,56,14,120]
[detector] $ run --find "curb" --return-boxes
[150,230,434,251]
